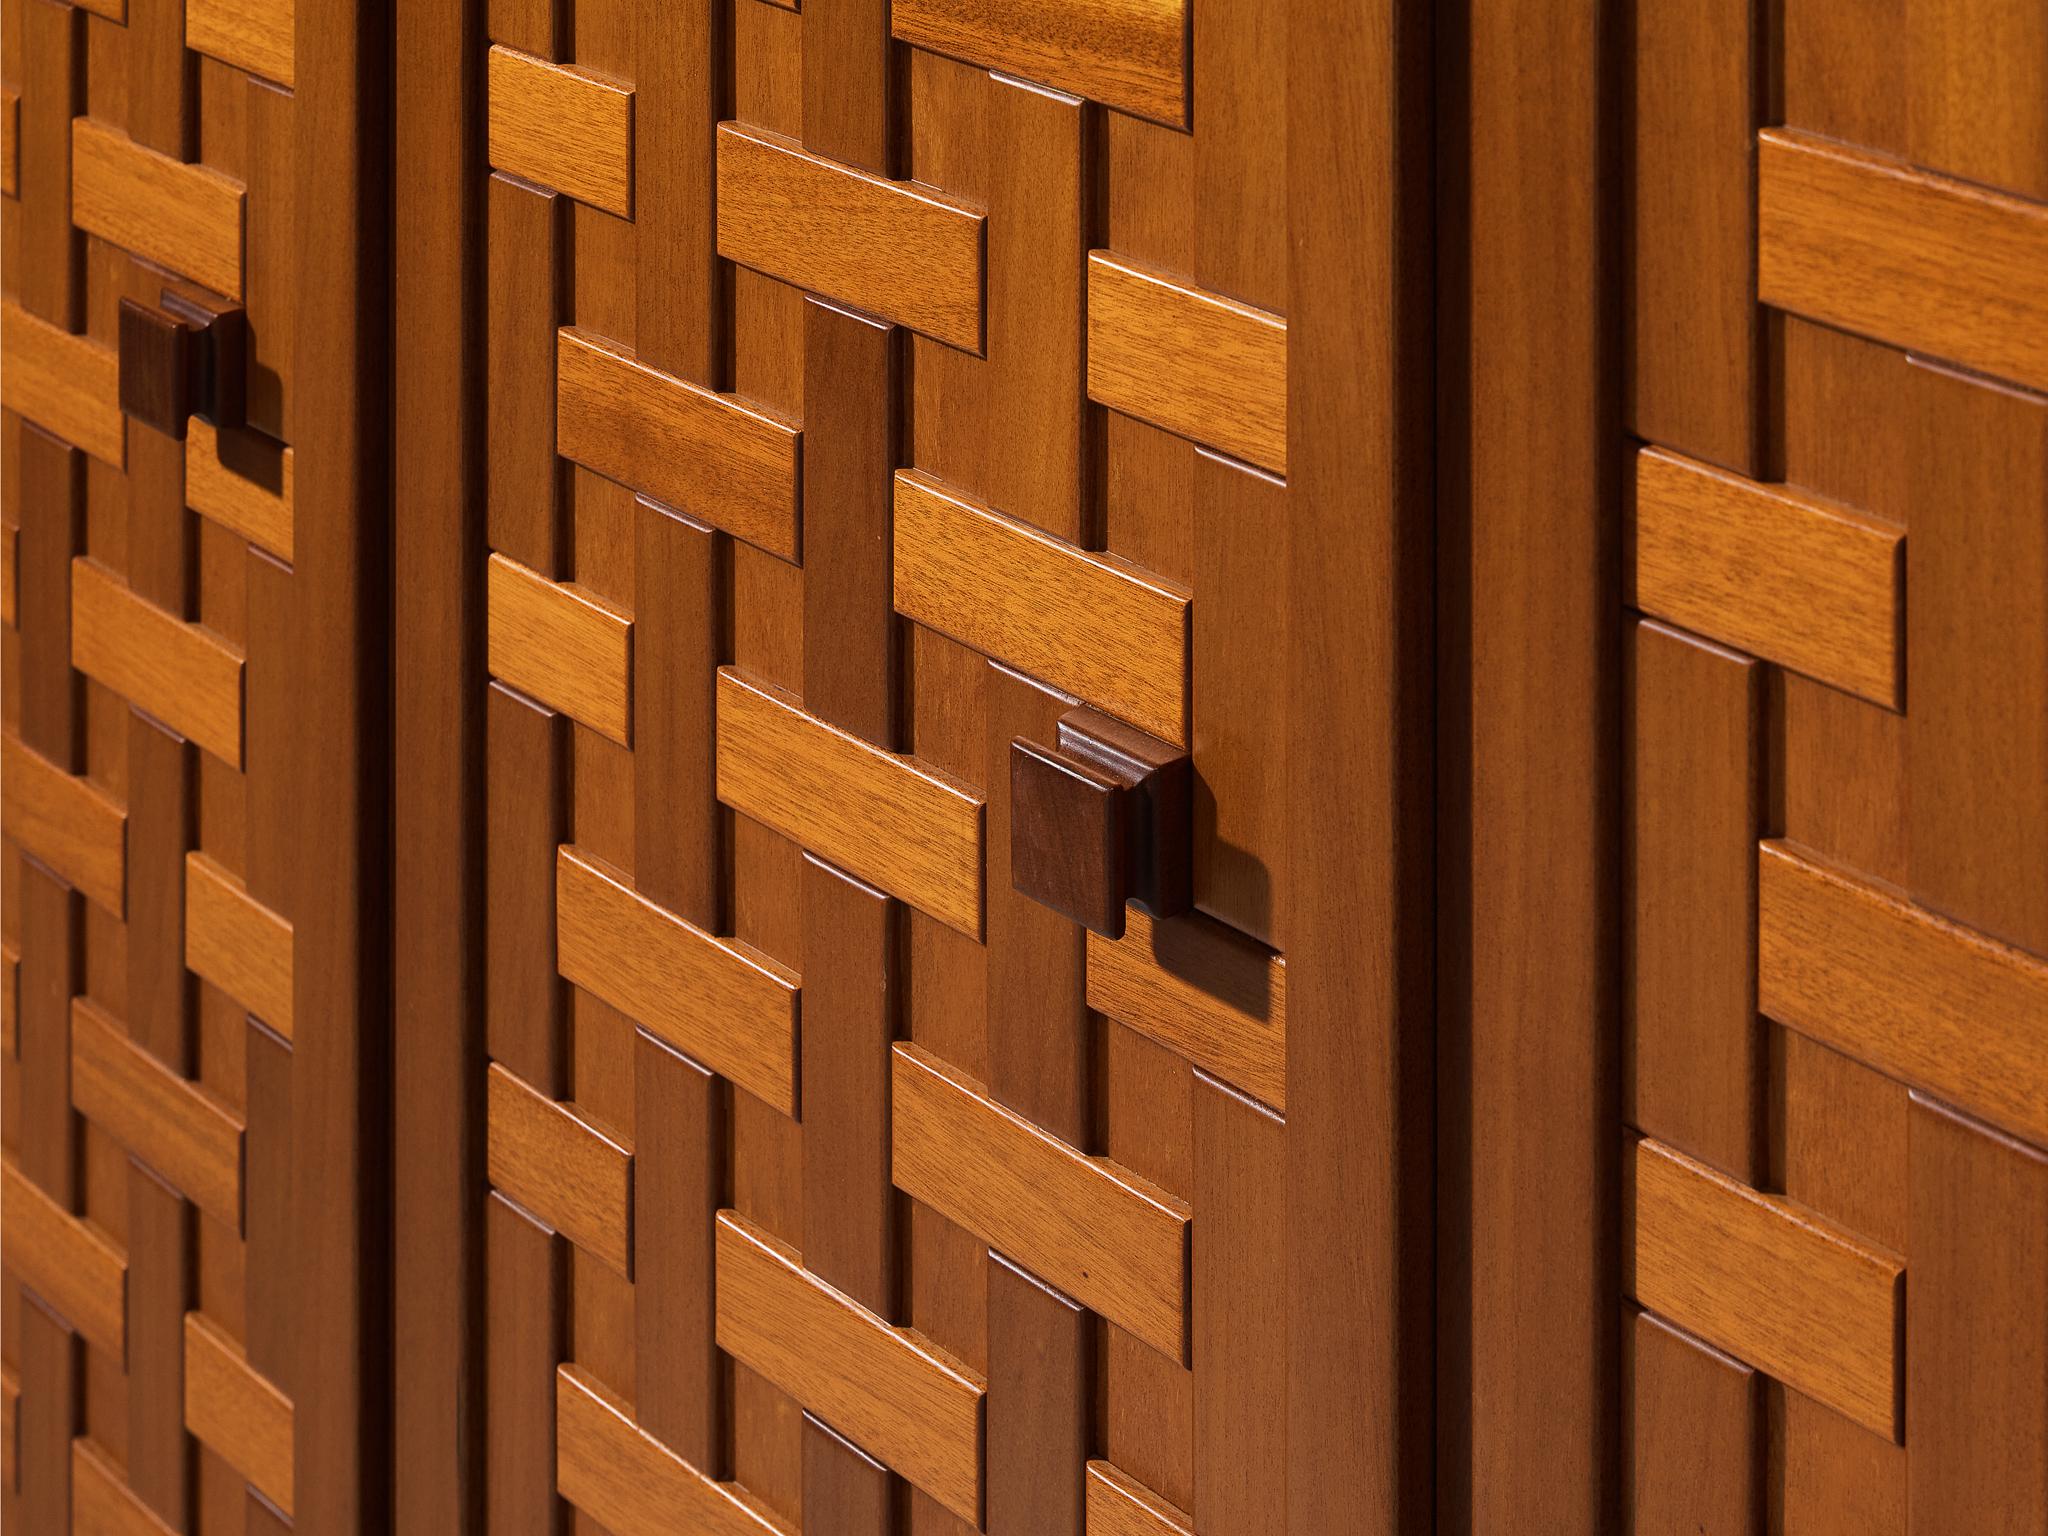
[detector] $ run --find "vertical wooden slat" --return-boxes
[19,856,81,1204]
[486,1193,566,1535]
[16,425,85,765]
[245,548,297,917]
[17,0,82,327]
[246,1018,296,1389]
[1627,1311,1759,1535]
[804,1412,898,1533]
[18,1298,79,1534]
[125,1160,194,1524]
[986,1251,1088,1536]
[485,682,568,1094]
[486,174,568,577]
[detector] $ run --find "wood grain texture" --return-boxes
[556,1364,794,1536]
[73,1437,179,1536]
[892,1039,1190,1359]
[1,733,127,915]
[70,557,246,766]
[71,117,245,298]
[185,850,295,1039]
[716,121,986,352]
[893,0,1186,126]
[1087,906,1285,1112]
[486,552,633,745]
[894,469,1190,743]
[556,845,799,1115]
[186,0,295,85]
[1,88,16,199]
[555,325,801,561]
[485,1062,634,1276]
[1,1367,13,1493]
[1759,838,2048,1148]
[1087,251,1286,474]
[70,997,244,1230]
[1627,1311,1758,1536]
[485,1194,564,1536]
[0,1158,127,1355]
[714,1208,986,1524]
[1632,447,1903,707]
[184,1312,293,1515]
[2,943,17,1057]
[1758,126,2048,393]
[186,420,293,561]
[2,300,125,466]
[716,665,985,936]
[1905,0,2048,202]
[488,46,634,218]
[986,1254,1088,1535]
[1627,1136,1902,1439]
[2,523,16,630]
[1085,1461,1193,1536]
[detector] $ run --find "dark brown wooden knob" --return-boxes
[1009,706,1192,939]
[118,287,246,439]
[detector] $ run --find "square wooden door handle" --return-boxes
[1009,706,1191,939]
[118,288,246,439]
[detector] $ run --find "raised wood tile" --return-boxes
[71,118,245,299]
[73,1437,179,1536]
[70,998,244,1231]
[1628,1311,1759,1536]
[0,1158,126,1356]
[555,1364,793,1536]
[488,45,634,219]
[186,420,293,562]
[1087,906,1285,1111]
[2,300,125,467]
[892,1039,1190,1359]
[1,89,16,198]
[716,666,984,937]
[184,1312,292,1515]
[185,0,295,86]
[556,845,799,1115]
[1758,126,2048,394]
[1085,1461,1194,1536]
[1760,838,2048,1148]
[714,1208,985,1524]
[1627,1135,1902,1439]
[1632,446,1902,707]
[485,1062,633,1276]
[3,523,15,628]
[893,469,1191,744]
[1087,251,1287,475]
[555,326,801,561]
[185,852,294,1040]
[716,121,986,353]
[1,942,17,1056]
[71,557,245,767]
[1,1366,13,1491]
[1,734,128,916]
[893,0,1186,126]
[486,552,633,745]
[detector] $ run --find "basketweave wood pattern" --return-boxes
[0,0,336,1522]
[1625,4,2048,1526]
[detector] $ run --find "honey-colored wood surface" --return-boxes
[185,850,295,1039]
[1628,1136,1902,1439]
[486,552,633,745]
[892,0,1186,126]
[1632,446,1902,707]
[2,523,16,630]
[485,1062,633,1276]
[1,88,16,199]
[1,733,128,916]
[487,46,634,219]
[715,665,984,937]
[893,468,1191,744]
[891,1039,1190,1359]
[1,300,125,467]
[183,1312,293,1515]
[70,557,246,767]
[70,117,246,298]
[1627,1310,1758,1536]
[184,0,295,86]
[72,1437,180,1536]
[1085,1460,1194,1536]
[69,997,245,1231]
[1,943,17,1058]
[0,1159,128,1357]
[186,420,293,562]
[716,121,986,353]
[555,845,799,1115]
[713,1208,986,1524]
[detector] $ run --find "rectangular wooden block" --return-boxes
[185,851,294,1040]
[1087,251,1287,474]
[894,469,1191,745]
[716,122,986,352]
[0,1158,126,1357]
[70,997,244,1231]
[1632,446,1902,707]
[3,523,16,629]
[555,1364,793,1536]
[1760,838,2048,1148]
[2,300,125,467]
[71,117,245,299]
[1085,1462,1194,1536]
[556,846,799,1115]
[1759,127,2048,394]
[71,558,245,767]
[1627,1135,1901,1439]
[716,666,984,937]
[488,45,634,219]
[2,88,16,199]
[1628,1311,1759,1536]
[1,733,127,916]
[486,1062,633,1276]
[555,326,800,561]
[713,1208,985,1524]
[893,0,1186,126]
[2,943,17,1057]
[892,1039,1190,1359]
[1087,906,1285,1111]
[186,420,293,562]
[184,1312,292,1515]
[185,0,295,85]
[486,552,633,746]
[72,1437,178,1536]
